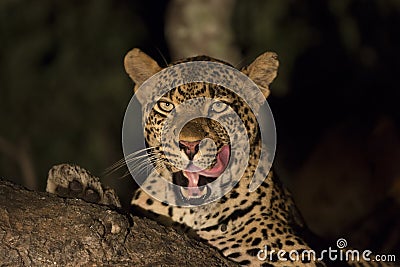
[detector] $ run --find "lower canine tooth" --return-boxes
[180,187,207,200]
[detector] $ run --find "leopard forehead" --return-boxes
[160,83,242,106]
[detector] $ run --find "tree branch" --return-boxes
[0,179,238,266]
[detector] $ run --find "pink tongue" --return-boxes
[183,145,230,195]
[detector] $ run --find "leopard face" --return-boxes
[144,82,262,205]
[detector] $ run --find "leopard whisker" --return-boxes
[126,155,159,175]
[128,157,163,179]
[104,147,157,175]
[113,147,156,167]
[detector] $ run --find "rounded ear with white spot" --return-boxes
[241,52,279,98]
[124,48,162,93]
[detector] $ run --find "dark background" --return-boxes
[1,0,399,255]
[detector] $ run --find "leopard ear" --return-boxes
[241,52,279,98]
[124,48,162,92]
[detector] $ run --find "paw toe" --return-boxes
[84,187,101,203]
[69,179,84,192]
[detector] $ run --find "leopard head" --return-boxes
[124,49,278,205]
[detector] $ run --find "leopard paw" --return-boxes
[46,164,121,208]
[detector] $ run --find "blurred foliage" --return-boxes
[0,0,145,188]
[233,0,400,169]
[234,0,400,98]
[234,0,312,96]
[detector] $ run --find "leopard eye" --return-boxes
[158,101,175,112]
[210,102,228,113]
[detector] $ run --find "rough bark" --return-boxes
[0,179,238,267]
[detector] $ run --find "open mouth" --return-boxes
[173,144,230,204]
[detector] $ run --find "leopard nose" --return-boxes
[179,140,200,160]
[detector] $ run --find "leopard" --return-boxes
[47,49,395,267]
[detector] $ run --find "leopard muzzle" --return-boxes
[173,144,230,205]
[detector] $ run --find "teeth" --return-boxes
[180,186,208,200]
